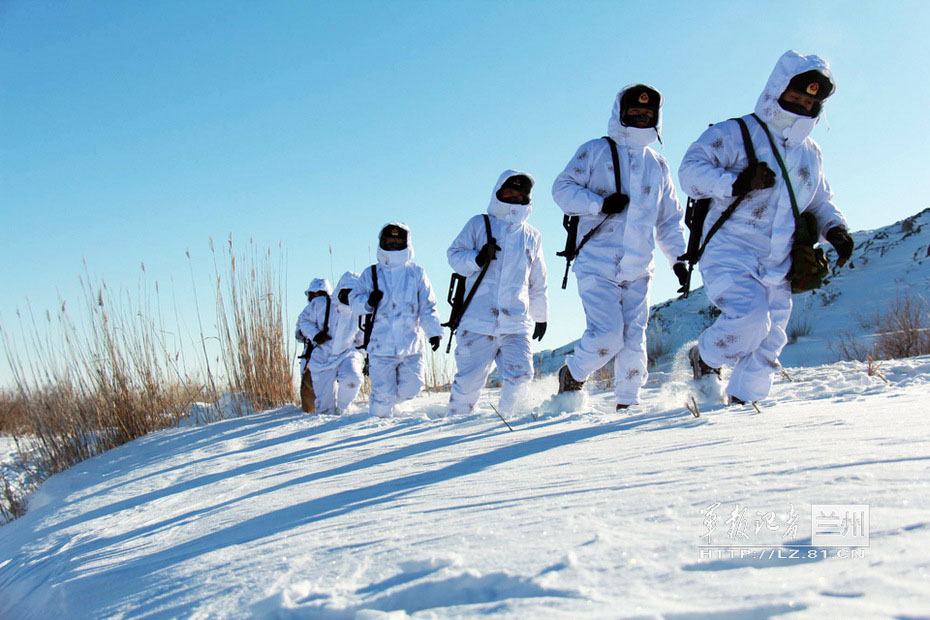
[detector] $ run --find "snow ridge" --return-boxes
[1,354,929,617]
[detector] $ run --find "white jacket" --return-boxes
[678,50,847,286]
[295,277,331,343]
[349,223,444,357]
[299,271,364,371]
[552,84,686,283]
[447,170,549,336]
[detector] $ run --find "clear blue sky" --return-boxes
[2,1,928,386]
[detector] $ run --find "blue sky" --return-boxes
[2,1,928,386]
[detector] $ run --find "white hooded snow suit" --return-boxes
[552,85,686,405]
[678,51,847,402]
[446,170,549,415]
[295,278,332,375]
[297,271,365,415]
[349,223,444,418]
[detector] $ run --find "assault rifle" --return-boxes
[442,214,493,353]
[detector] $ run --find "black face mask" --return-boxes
[379,227,408,251]
[337,289,351,305]
[621,112,657,128]
[380,237,407,251]
[777,95,820,118]
[495,189,530,205]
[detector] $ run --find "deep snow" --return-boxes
[2,351,929,618]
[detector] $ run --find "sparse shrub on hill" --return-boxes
[873,295,930,359]
[786,312,813,344]
[830,294,930,362]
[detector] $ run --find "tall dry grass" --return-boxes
[1,267,205,477]
[423,347,453,393]
[211,235,294,409]
[0,240,294,523]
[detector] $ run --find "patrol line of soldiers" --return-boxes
[294,50,855,418]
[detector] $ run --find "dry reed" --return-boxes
[0,239,294,523]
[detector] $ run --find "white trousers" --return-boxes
[311,353,363,415]
[368,352,425,418]
[565,274,651,405]
[699,270,792,402]
[448,330,534,415]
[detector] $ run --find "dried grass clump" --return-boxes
[872,295,930,360]
[211,236,293,410]
[829,294,930,364]
[786,312,813,344]
[0,239,294,523]
[1,266,211,477]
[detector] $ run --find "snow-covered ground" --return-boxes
[0,436,37,521]
[2,352,929,618]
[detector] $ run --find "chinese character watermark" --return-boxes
[698,501,870,560]
[811,504,869,547]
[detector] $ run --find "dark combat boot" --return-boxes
[688,346,720,381]
[557,365,585,393]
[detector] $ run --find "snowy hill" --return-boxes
[532,208,930,376]
[2,355,929,618]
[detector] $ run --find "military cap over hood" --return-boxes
[608,83,663,148]
[488,169,535,226]
[377,222,414,267]
[754,50,835,146]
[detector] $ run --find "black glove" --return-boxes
[337,289,351,305]
[732,162,776,195]
[673,262,690,294]
[825,226,854,267]
[313,331,331,344]
[532,322,547,341]
[601,192,630,215]
[429,335,442,351]
[475,242,502,267]
[367,289,383,308]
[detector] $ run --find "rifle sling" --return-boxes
[573,136,626,258]
[322,294,331,334]
[304,292,333,357]
[361,264,379,350]
[694,117,756,263]
[750,113,803,229]
[453,214,493,329]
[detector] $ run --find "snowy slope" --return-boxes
[532,208,930,376]
[2,353,929,618]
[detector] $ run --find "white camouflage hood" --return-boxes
[335,271,359,292]
[754,50,835,146]
[304,278,332,296]
[377,222,414,267]
[487,169,534,226]
[607,83,663,147]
